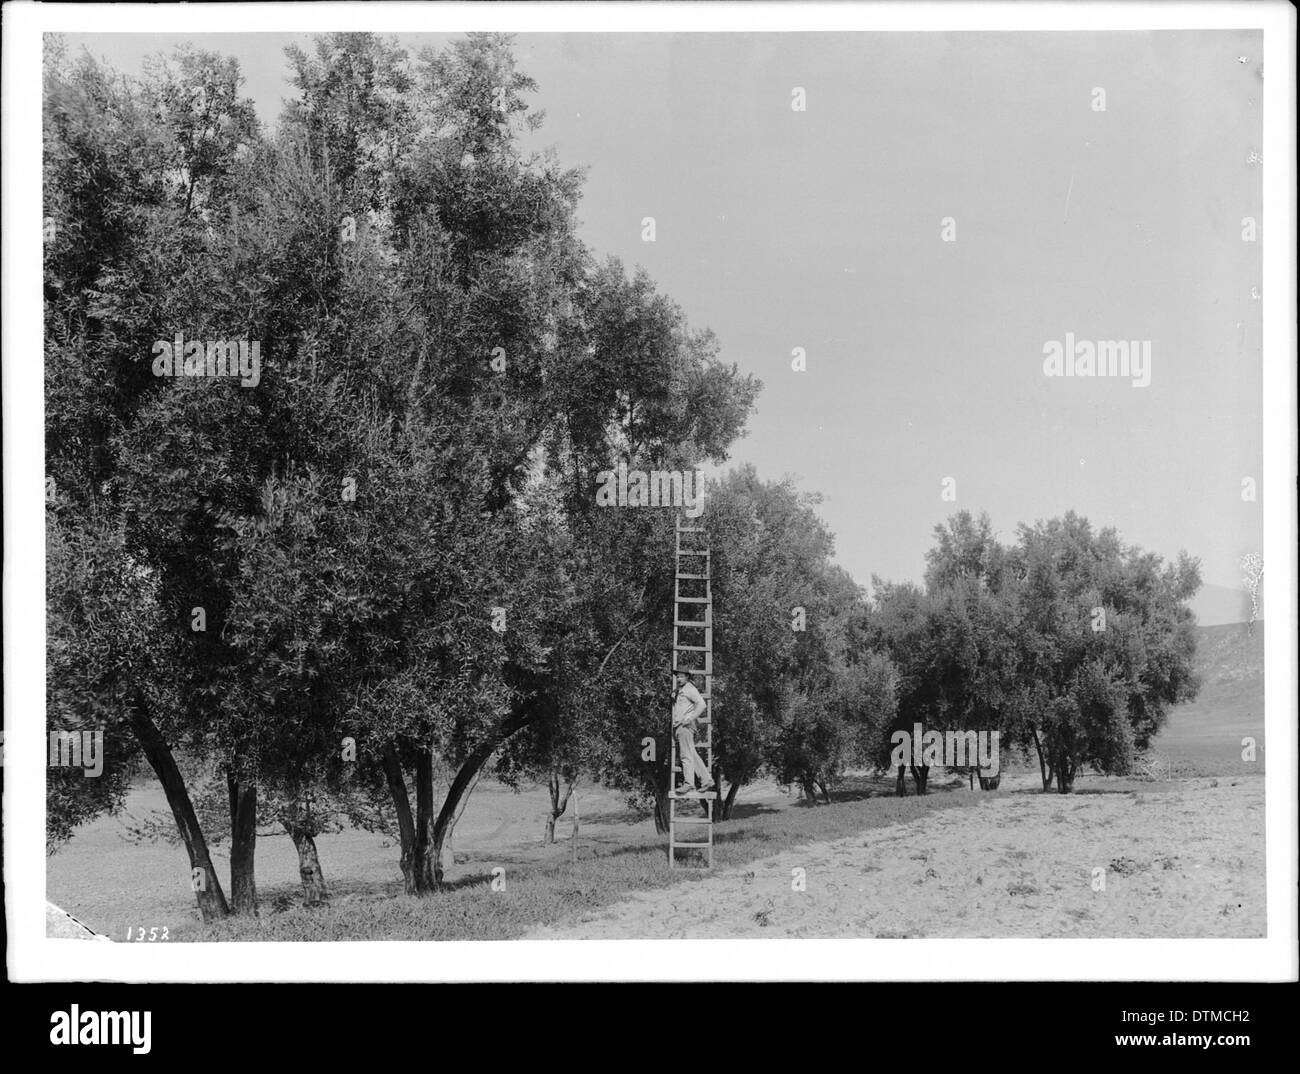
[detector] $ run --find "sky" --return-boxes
[59,30,1264,620]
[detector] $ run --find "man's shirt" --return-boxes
[672,680,705,726]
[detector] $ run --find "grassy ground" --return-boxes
[193,776,989,941]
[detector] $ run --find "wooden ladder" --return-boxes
[669,515,716,869]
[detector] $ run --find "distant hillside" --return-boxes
[1152,621,1265,775]
[1189,620,1266,682]
[1190,582,1261,627]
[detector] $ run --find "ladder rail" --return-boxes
[670,515,716,870]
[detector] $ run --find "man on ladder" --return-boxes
[671,668,715,795]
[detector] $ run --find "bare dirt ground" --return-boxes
[528,775,1265,939]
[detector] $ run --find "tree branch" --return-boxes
[594,617,644,680]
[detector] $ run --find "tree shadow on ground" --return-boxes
[576,808,653,827]
[1073,782,1178,795]
[261,865,505,911]
[721,802,782,820]
[1004,780,1179,796]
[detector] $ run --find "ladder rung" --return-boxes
[674,644,710,652]
[674,619,710,627]
[676,549,710,556]
[676,525,706,533]
[671,816,713,825]
[676,573,710,580]
[673,654,711,671]
[675,596,710,603]
[670,841,712,849]
[670,790,718,799]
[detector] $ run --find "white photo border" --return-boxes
[5,1,1296,983]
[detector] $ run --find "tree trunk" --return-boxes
[413,749,436,892]
[571,787,580,864]
[226,771,258,915]
[128,703,228,921]
[439,827,455,876]
[1031,725,1053,791]
[431,703,538,885]
[546,771,561,844]
[381,743,422,895]
[801,775,819,804]
[1056,754,1076,794]
[286,824,327,906]
[816,779,831,805]
[896,764,907,797]
[653,785,670,834]
[544,768,574,845]
[721,778,740,820]
[439,764,482,876]
[910,764,929,796]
